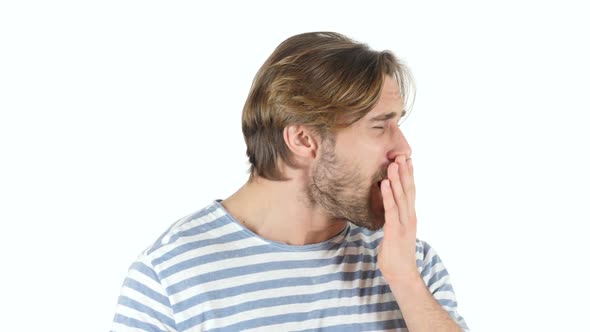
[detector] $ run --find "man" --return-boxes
[112,31,470,331]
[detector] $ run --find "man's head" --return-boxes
[242,32,414,229]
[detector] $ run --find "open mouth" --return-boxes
[370,179,385,218]
[373,180,385,199]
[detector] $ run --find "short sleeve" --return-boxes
[417,240,470,332]
[111,255,177,332]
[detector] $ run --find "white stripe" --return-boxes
[111,321,155,332]
[115,304,171,331]
[421,242,438,265]
[151,214,383,270]
[189,288,399,331]
[433,290,457,302]
[148,207,227,257]
[161,238,377,287]
[428,274,449,294]
[176,273,389,319]
[167,258,378,304]
[424,261,447,278]
[252,314,405,332]
[154,223,254,271]
[112,205,468,331]
[123,270,173,316]
[157,221,382,274]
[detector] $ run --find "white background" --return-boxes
[1,1,589,331]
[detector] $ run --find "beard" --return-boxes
[306,139,388,231]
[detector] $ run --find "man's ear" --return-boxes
[283,125,320,164]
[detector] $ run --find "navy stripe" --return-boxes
[152,230,249,267]
[416,241,424,254]
[166,253,378,295]
[113,314,167,332]
[161,237,381,280]
[420,251,443,278]
[433,283,455,293]
[349,226,380,238]
[164,215,232,244]
[146,204,219,255]
[341,237,382,251]
[417,258,424,270]
[157,222,383,280]
[158,227,385,281]
[177,284,394,330]
[204,301,398,332]
[159,244,275,279]
[118,296,176,329]
[114,203,469,331]
[421,240,434,260]
[253,223,351,252]
[292,319,407,332]
[147,219,190,256]
[173,269,382,312]
[131,262,159,283]
[427,269,450,289]
[437,298,458,308]
[123,278,171,308]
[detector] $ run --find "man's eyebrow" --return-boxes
[369,110,407,121]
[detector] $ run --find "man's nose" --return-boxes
[386,129,412,160]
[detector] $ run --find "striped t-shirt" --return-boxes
[112,200,470,331]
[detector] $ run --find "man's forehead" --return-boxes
[383,76,402,97]
[364,77,405,120]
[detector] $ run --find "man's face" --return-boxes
[308,76,412,230]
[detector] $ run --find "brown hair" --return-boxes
[242,31,414,181]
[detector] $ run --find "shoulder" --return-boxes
[140,201,230,262]
[415,238,434,259]
[415,239,441,269]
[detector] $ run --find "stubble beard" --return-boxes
[306,140,387,231]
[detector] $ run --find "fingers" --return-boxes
[382,155,417,227]
[395,155,415,198]
[388,161,409,225]
[405,158,416,221]
[381,179,397,223]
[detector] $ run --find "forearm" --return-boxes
[387,277,463,332]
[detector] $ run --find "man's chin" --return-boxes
[349,214,385,231]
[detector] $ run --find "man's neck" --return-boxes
[220,176,347,246]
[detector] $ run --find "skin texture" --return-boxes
[222,76,462,331]
[305,134,388,231]
[308,76,412,231]
[378,157,463,331]
[222,76,411,245]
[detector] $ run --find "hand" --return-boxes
[377,155,420,287]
